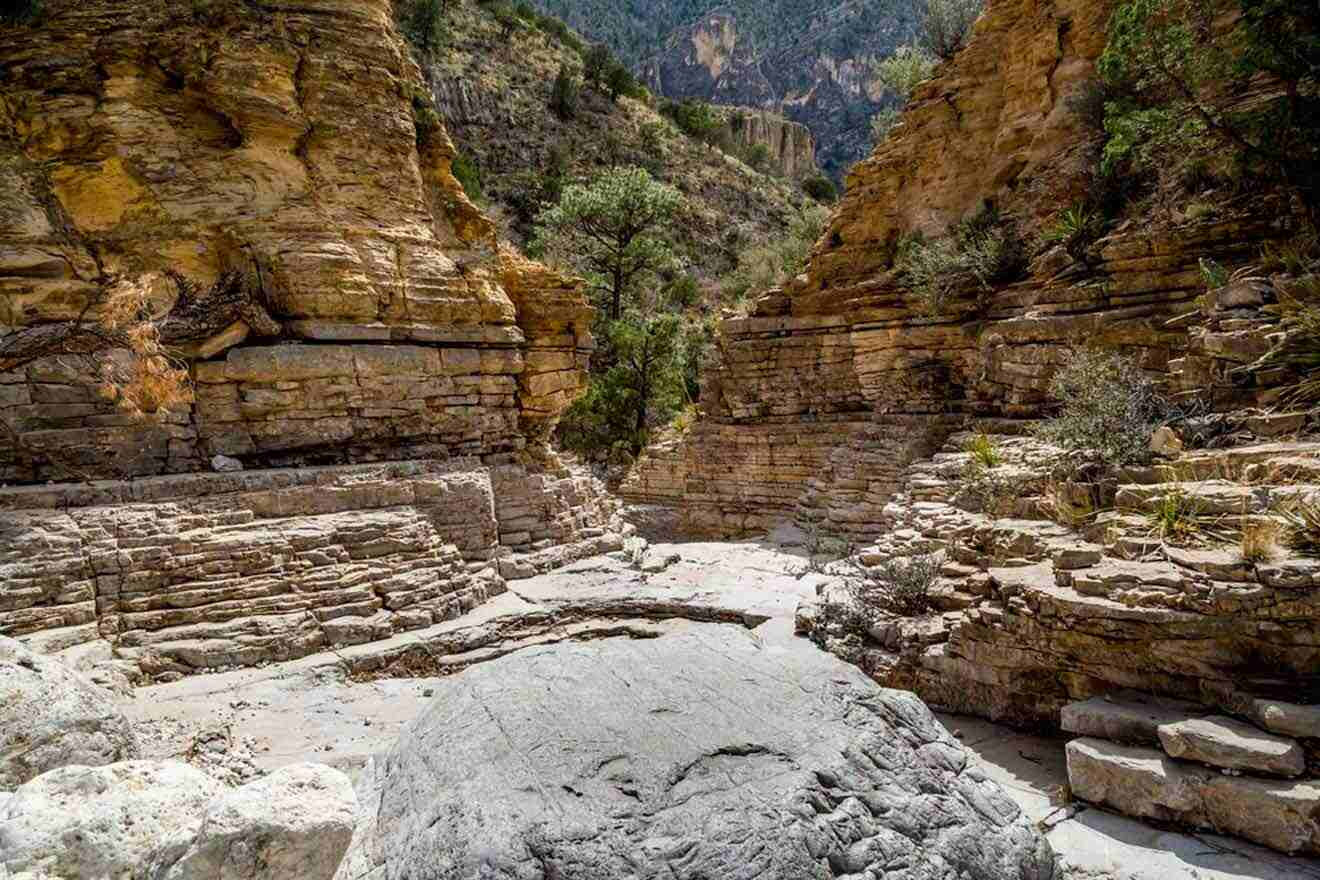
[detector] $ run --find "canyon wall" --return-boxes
[624,0,1303,536]
[719,107,818,180]
[0,0,592,483]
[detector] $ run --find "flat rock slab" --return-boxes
[1062,693,1205,746]
[339,626,1054,880]
[1067,738,1320,855]
[1158,715,1305,777]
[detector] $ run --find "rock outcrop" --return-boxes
[0,454,623,679]
[0,636,138,790]
[623,0,1305,538]
[719,106,818,179]
[148,763,357,880]
[339,626,1055,880]
[0,760,355,880]
[0,0,592,483]
[636,2,919,179]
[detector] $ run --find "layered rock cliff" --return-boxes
[718,106,818,180]
[0,0,592,482]
[624,0,1306,537]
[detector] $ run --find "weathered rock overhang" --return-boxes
[0,0,592,483]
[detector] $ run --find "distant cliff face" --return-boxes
[418,3,811,281]
[0,0,592,481]
[718,107,817,180]
[531,0,922,181]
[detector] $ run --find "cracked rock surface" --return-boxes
[337,626,1054,880]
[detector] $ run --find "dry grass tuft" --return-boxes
[1240,519,1282,564]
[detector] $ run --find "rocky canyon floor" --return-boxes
[125,536,1320,880]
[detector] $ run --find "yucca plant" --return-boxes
[1145,488,1202,543]
[964,433,1002,468]
[1246,274,1320,406]
[1280,499,1320,557]
[1043,205,1100,249]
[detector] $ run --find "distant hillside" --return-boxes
[527,0,923,180]
[422,1,819,281]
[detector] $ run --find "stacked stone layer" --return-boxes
[0,454,621,679]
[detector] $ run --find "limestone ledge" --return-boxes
[0,0,593,482]
[0,453,622,680]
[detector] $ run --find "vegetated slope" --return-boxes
[424,3,816,282]
[527,0,923,181]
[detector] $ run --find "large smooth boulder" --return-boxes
[0,636,138,790]
[149,763,357,880]
[340,626,1055,879]
[0,761,223,878]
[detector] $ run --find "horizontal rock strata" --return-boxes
[0,454,622,680]
[624,0,1302,538]
[0,0,592,482]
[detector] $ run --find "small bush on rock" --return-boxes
[845,553,943,618]
[1037,350,1167,470]
[898,207,1026,314]
[920,0,985,60]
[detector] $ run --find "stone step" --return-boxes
[1177,442,1320,482]
[1248,697,1320,740]
[1066,737,1320,856]
[1061,693,1205,746]
[1116,480,1319,517]
[1158,715,1306,778]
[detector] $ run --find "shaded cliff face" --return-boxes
[718,107,817,180]
[624,0,1306,536]
[529,0,921,181]
[0,0,592,481]
[639,2,921,181]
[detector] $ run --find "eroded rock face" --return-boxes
[0,0,592,482]
[0,637,138,790]
[0,761,223,878]
[0,760,355,880]
[340,627,1055,880]
[148,764,357,880]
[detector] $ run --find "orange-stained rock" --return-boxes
[0,0,592,481]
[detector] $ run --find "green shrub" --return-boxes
[660,98,725,147]
[875,46,937,100]
[745,143,772,172]
[919,0,984,60]
[1098,0,1320,201]
[898,207,1025,314]
[803,174,837,203]
[402,0,447,58]
[720,204,830,303]
[550,64,579,120]
[964,433,1002,468]
[1,0,41,23]
[1198,257,1228,290]
[844,553,942,618]
[451,152,484,203]
[411,92,442,148]
[1036,349,1168,470]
